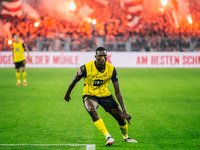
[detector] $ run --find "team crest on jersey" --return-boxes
[78,69,82,75]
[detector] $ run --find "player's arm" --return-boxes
[111,68,132,124]
[23,43,31,61]
[64,65,86,102]
[64,74,82,102]
[11,46,14,64]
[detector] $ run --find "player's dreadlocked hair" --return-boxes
[96,47,107,54]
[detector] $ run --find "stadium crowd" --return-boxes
[0,0,200,52]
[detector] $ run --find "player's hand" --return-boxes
[64,94,71,102]
[28,56,32,62]
[123,111,132,125]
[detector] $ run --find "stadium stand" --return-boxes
[0,0,199,51]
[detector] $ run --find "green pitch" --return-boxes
[0,68,199,150]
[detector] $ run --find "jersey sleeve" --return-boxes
[111,67,118,83]
[22,43,25,48]
[77,65,86,78]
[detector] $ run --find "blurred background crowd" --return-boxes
[0,0,200,52]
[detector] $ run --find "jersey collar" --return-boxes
[94,61,106,73]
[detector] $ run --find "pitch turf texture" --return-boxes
[0,68,199,150]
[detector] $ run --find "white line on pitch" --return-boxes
[0,144,96,150]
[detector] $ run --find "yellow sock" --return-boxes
[16,72,21,82]
[22,71,27,82]
[118,123,128,139]
[94,118,110,138]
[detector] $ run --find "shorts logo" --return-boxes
[84,97,88,101]
[78,69,82,75]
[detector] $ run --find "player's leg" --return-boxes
[84,98,115,146]
[108,106,127,137]
[108,107,138,143]
[15,62,21,86]
[98,95,128,138]
[21,60,27,86]
[84,99,100,122]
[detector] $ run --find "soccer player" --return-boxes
[64,47,137,146]
[12,34,31,86]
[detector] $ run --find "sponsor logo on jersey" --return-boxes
[93,79,103,86]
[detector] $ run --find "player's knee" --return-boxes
[88,109,100,121]
[116,113,126,125]
[21,68,25,72]
[86,106,98,115]
[87,107,97,115]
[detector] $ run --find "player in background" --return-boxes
[64,47,137,146]
[12,34,31,86]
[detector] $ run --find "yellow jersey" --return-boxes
[78,61,118,97]
[12,42,25,62]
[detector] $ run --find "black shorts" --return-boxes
[15,60,25,69]
[83,95,119,112]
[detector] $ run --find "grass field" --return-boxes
[0,68,199,150]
